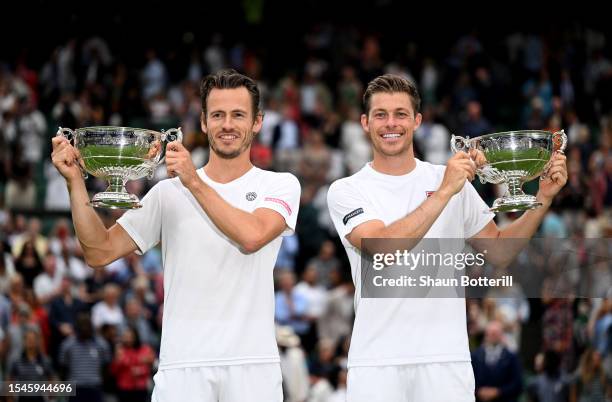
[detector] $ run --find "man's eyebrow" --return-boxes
[209,108,248,114]
[371,107,412,113]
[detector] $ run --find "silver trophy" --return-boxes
[56,126,183,209]
[451,130,567,213]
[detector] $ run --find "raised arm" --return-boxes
[164,141,299,253]
[470,152,568,267]
[51,136,137,268]
[340,152,477,250]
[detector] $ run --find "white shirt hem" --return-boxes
[347,353,471,368]
[158,356,281,370]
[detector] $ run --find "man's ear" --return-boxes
[360,113,369,133]
[252,112,263,133]
[414,112,423,131]
[200,112,207,134]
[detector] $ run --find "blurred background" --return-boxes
[0,1,611,401]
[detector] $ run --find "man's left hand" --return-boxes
[537,152,568,205]
[166,141,199,189]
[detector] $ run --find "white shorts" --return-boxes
[347,362,475,402]
[151,363,283,402]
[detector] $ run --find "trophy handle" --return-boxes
[552,129,567,154]
[161,127,183,144]
[156,127,184,172]
[56,127,88,179]
[541,129,568,181]
[450,134,471,153]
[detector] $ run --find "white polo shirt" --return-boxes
[327,159,494,367]
[118,166,301,370]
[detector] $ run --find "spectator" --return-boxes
[82,267,108,306]
[295,265,328,352]
[4,158,36,210]
[277,326,309,402]
[7,327,56,402]
[110,325,154,402]
[33,252,63,305]
[58,240,91,283]
[7,303,41,365]
[24,289,50,354]
[14,240,43,289]
[340,107,371,175]
[275,233,299,272]
[126,276,158,330]
[48,277,87,363]
[121,297,156,348]
[527,350,572,402]
[461,100,492,137]
[414,105,451,165]
[570,348,608,402]
[141,49,167,100]
[471,321,523,402]
[0,241,16,294]
[59,312,111,402]
[300,130,331,187]
[12,218,48,260]
[305,241,340,289]
[275,271,310,344]
[91,283,124,330]
[317,267,354,346]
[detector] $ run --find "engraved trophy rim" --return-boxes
[473,129,555,141]
[76,125,165,135]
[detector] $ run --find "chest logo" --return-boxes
[246,192,257,201]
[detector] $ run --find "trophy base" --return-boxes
[90,192,142,210]
[490,195,542,213]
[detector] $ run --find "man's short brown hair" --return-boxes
[200,69,261,119]
[363,74,421,115]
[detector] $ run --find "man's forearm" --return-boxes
[474,193,552,269]
[499,193,551,239]
[67,180,111,265]
[356,190,454,254]
[187,177,268,252]
[376,190,453,239]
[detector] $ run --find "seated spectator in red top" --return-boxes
[110,325,155,402]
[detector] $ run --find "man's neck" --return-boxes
[204,151,254,184]
[371,150,417,176]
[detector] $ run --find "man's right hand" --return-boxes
[51,136,84,183]
[438,151,477,199]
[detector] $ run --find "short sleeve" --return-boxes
[116,182,163,254]
[462,181,495,238]
[256,173,301,236]
[327,180,378,244]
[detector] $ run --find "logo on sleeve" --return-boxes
[265,197,292,215]
[246,192,257,201]
[343,208,364,225]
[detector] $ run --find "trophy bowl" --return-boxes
[56,126,183,209]
[451,130,567,213]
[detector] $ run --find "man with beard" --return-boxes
[326,74,567,401]
[51,69,301,402]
